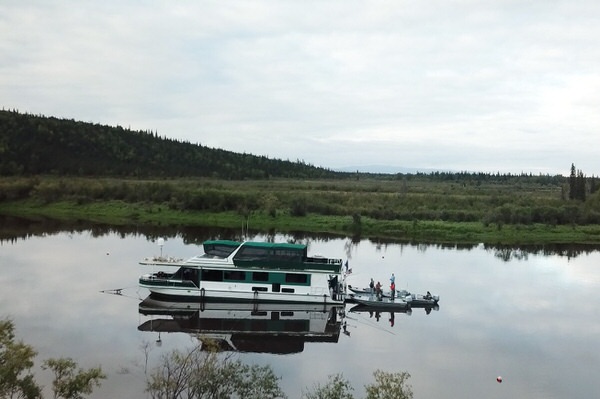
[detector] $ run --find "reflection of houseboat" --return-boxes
[137,295,343,354]
[139,240,344,304]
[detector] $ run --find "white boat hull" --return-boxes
[140,277,344,304]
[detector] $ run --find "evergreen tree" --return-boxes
[577,170,586,201]
[569,163,576,200]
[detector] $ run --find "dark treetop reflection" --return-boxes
[2,215,599,259]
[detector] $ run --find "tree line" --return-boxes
[0,110,342,179]
[3,109,600,231]
[1,109,594,189]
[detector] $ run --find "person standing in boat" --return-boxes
[390,273,396,300]
[369,278,375,294]
[375,281,382,300]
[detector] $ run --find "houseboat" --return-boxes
[139,240,345,304]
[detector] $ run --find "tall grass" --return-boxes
[1,176,600,243]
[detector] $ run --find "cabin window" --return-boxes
[224,271,246,281]
[203,242,239,258]
[252,272,269,282]
[272,249,303,261]
[182,268,198,283]
[252,286,268,292]
[285,273,308,284]
[251,311,268,316]
[234,246,269,261]
[202,269,223,282]
[282,288,295,293]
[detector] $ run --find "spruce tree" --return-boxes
[569,163,576,200]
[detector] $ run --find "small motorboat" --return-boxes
[348,286,396,298]
[397,290,440,307]
[348,286,439,307]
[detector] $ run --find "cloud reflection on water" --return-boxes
[1,226,600,398]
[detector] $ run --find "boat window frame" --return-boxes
[285,273,308,284]
[224,270,246,282]
[252,271,269,282]
[201,269,223,282]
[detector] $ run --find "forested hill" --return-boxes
[0,110,344,179]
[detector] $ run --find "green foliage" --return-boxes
[4,174,597,227]
[0,319,42,399]
[4,174,600,243]
[302,371,412,399]
[290,195,308,217]
[3,134,600,244]
[146,343,286,399]
[42,358,105,399]
[0,110,340,179]
[234,363,286,399]
[569,163,591,201]
[302,373,354,399]
[365,370,412,399]
[0,318,105,399]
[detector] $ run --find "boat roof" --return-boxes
[141,239,341,273]
[240,241,306,250]
[203,240,307,253]
[203,239,241,247]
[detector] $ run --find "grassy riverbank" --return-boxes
[3,197,600,244]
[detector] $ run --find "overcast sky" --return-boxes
[2,1,600,175]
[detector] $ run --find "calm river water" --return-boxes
[1,218,600,398]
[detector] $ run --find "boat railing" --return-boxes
[305,257,342,265]
[143,256,184,263]
[140,274,198,288]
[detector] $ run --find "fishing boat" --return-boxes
[348,286,439,306]
[139,239,345,304]
[400,290,440,307]
[138,295,343,354]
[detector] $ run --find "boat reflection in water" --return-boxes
[348,303,440,316]
[138,295,344,354]
[347,302,439,328]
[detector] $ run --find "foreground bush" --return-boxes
[302,371,413,399]
[0,318,105,399]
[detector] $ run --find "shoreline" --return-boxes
[2,199,600,245]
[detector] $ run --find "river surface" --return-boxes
[1,220,600,398]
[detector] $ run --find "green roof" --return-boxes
[203,240,241,247]
[241,242,306,251]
